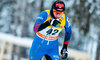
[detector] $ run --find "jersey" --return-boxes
[33,10,72,45]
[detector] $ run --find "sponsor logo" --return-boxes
[61,26,63,28]
[67,17,70,27]
[53,55,59,59]
[37,17,43,20]
[61,16,64,19]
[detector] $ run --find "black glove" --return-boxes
[51,19,61,26]
[61,44,68,59]
[37,20,51,31]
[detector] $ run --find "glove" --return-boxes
[61,49,68,59]
[37,20,51,31]
[50,19,61,26]
[61,44,68,59]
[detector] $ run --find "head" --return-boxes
[51,1,65,19]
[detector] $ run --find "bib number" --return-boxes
[46,29,59,35]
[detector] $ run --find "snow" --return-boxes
[0,32,33,48]
[65,0,74,8]
[90,24,99,40]
[16,25,22,36]
[88,0,93,3]
[27,0,35,3]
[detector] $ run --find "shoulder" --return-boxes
[37,10,48,20]
[39,10,50,15]
[39,11,48,16]
[45,10,50,14]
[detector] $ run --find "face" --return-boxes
[53,9,64,19]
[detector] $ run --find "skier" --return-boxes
[29,1,72,60]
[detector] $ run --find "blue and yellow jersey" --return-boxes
[33,10,72,45]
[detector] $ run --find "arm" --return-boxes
[63,24,72,50]
[63,16,72,50]
[33,11,50,32]
[61,16,72,59]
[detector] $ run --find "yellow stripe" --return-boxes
[44,10,52,23]
[59,14,65,28]
[48,26,62,29]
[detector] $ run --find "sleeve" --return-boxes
[33,11,48,32]
[64,16,72,46]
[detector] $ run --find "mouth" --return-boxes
[56,13,60,16]
[56,13,60,14]
[56,14,61,18]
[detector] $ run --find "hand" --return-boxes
[61,49,68,59]
[50,19,61,26]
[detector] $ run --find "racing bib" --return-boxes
[36,26,62,40]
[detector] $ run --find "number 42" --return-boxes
[46,29,59,35]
